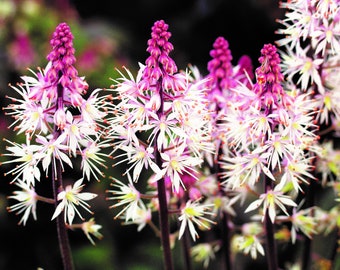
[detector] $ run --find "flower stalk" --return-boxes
[52,77,74,270]
[264,176,278,270]
[155,81,174,270]
[52,158,74,270]
[3,21,107,268]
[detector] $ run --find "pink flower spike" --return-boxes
[253,44,284,108]
[141,20,177,88]
[206,36,236,91]
[45,23,87,99]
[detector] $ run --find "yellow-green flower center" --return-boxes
[66,191,78,204]
[184,206,200,217]
[170,159,180,171]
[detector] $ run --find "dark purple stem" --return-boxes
[156,177,173,270]
[52,81,74,270]
[181,225,193,270]
[302,50,324,270]
[155,80,174,270]
[220,212,232,270]
[215,145,232,270]
[265,104,278,270]
[264,175,278,270]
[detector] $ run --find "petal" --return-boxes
[268,204,276,223]
[178,217,187,240]
[67,204,75,225]
[77,192,97,201]
[244,198,263,213]
[51,201,65,220]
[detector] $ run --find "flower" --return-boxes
[220,149,275,189]
[311,17,340,56]
[279,154,316,192]
[191,243,220,269]
[253,44,285,108]
[178,199,216,241]
[121,204,152,232]
[80,138,111,181]
[245,186,297,223]
[7,181,38,225]
[4,77,50,135]
[114,142,160,182]
[106,175,143,221]
[289,208,317,244]
[153,143,202,193]
[80,218,103,245]
[280,40,324,93]
[2,137,43,186]
[234,234,265,259]
[35,134,72,176]
[52,178,97,225]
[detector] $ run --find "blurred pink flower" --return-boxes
[8,32,36,68]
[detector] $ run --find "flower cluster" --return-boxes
[274,1,340,267]
[106,20,217,244]
[2,23,108,244]
[277,0,340,124]
[2,1,340,269]
[214,41,323,263]
[220,43,316,220]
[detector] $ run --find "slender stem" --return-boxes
[264,176,278,270]
[220,212,232,270]
[156,176,174,270]
[36,194,55,204]
[181,228,193,270]
[302,51,323,270]
[52,158,74,270]
[147,220,161,237]
[331,227,339,270]
[301,180,315,270]
[155,78,174,270]
[52,81,74,270]
[178,192,192,270]
[215,125,232,270]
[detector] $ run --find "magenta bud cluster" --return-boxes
[254,43,284,107]
[207,36,235,90]
[47,23,88,98]
[143,20,177,83]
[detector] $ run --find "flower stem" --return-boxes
[220,212,232,270]
[264,176,278,270]
[155,79,174,270]
[156,175,174,270]
[52,81,74,270]
[52,158,74,270]
[302,180,315,270]
[215,139,232,270]
[181,228,193,270]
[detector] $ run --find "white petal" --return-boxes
[268,205,276,223]
[244,199,263,213]
[67,204,75,225]
[178,217,187,239]
[279,197,297,207]
[74,179,84,189]
[77,192,97,201]
[58,151,73,168]
[51,202,65,221]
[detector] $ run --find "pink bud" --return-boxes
[54,108,67,130]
